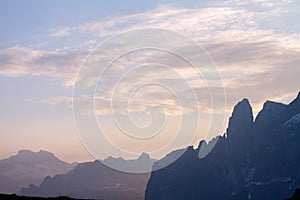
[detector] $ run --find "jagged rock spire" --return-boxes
[226,98,253,139]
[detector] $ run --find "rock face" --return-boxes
[145,92,300,200]
[0,150,75,194]
[21,154,155,200]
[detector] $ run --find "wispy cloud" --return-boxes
[1,1,299,117]
[50,27,72,38]
[26,96,73,107]
[0,46,85,87]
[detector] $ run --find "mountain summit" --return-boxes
[226,98,253,141]
[146,92,300,200]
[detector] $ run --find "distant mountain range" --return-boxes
[145,92,300,200]
[20,154,155,200]
[1,92,300,200]
[0,150,75,194]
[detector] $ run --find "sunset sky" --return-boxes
[1,0,299,162]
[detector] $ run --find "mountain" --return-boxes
[0,173,18,194]
[145,92,300,200]
[21,154,155,200]
[103,153,154,173]
[0,150,75,194]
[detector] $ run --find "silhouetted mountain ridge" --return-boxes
[146,92,300,200]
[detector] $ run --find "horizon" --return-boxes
[1,0,300,164]
[1,91,299,163]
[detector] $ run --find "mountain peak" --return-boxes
[38,149,55,156]
[138,152,151,160]
[263,100,286,110]
[17,149,34,155]
[234,98,252,113]
[15,149,56,160]
[288,91,300,115]
[254,100,287,124]
[241,98,250,103]
[226,98,253,139]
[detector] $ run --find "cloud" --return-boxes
[0,46,85,87]
[203,38,300,114]
[50,2,298,46]
[26,96,73,107]
[1,1,299,118]
[50,27,72,38]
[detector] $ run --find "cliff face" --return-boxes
[145,92,300,200]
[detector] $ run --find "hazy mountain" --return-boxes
[21,154,155,200]
[0,150,75,194]
[103,153,154,173]
[0,173,18,194]
[145,92,300,200]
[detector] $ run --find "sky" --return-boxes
[0,0,299,163]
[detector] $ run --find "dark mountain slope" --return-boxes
[146,92,300,200]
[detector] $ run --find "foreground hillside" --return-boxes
[0,194,82,200]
